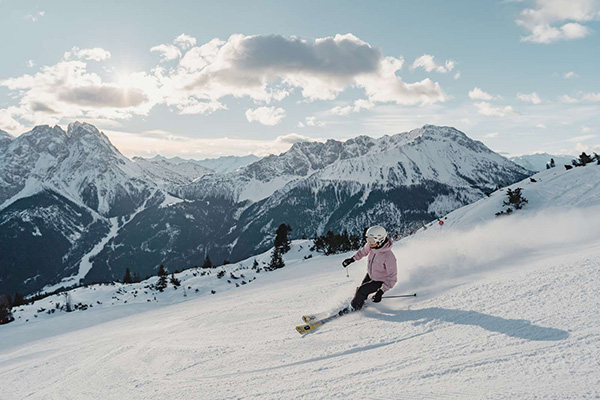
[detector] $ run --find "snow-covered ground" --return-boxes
[1,164,599,399]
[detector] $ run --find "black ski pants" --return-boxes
[351,274,383,310]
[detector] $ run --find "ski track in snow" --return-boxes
[1,166,600,399]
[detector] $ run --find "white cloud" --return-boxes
[24,11,45,22]
[474,102,517,117]
[560,91,600,103]
[560,95,579,103]
[516,0,600,44]
[304,116,325,127]
[537,123,547,129]
[582,126,592,133]
[565,134,595,142]
[151,34,197,63]
[573,142,600,154]
[274,133,318,145]
[64,47,111,61]
[174,34,197,50]
[0,108,25,133]
[298,116,326,127]
[245,106,286,126]
[564,71,579,79]
[27,60,35,68]
[150,44,182,62]
[411,54,456,73]
[329,99,375,116]
[483,132,499,138]
[104,129,319,158]
[158,33,446,113]
[518,92,542,104]
[468,87,501,100]
[0,60,154,127]
[453,71,461,80]
[1,34,450,129]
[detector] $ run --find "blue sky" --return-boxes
[1,0,599,158]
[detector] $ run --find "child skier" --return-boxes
[342,225,397,310]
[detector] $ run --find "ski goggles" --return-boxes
[366,236,378,246]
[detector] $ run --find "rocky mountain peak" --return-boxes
[0,129,14,148]
[68,121,101,136]
[0,128,13,140]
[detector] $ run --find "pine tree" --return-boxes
[274,223,292,254]
[0,306,13,324]
[132,272,141,283]
[202,254,213,269]
[123,268,133,284]
[579,152,593,166]
[170,273,181,287]
[496,188,527,216]
[155,264,168,291]
[0,295,14,325]
[311,230,362,255]
[268,247,285,270]
[504,188,528,210]
[12,293,25,307]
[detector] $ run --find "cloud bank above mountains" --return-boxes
[0,33,447,132]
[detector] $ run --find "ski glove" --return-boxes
[372,289,384,303]
[342,258,355,268]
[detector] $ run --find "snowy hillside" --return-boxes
[1,163,598,399]
[132,157,213,190]
[421,159,600,232]
[510,153,575,172]
[4,240,317,344]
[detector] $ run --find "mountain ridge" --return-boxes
[0,122,530,296]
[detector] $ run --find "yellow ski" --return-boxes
[296,308,351,335]
[296,320,324,335]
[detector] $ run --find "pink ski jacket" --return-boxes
[352,237,398,292]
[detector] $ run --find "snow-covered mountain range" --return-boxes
[165,125,530,260]
[0,122,160,216]
[132,157,213,191]
[510,153,575,172]
[180,126,528,203]
[0,123,530,297]
[147,154,261,173]
[0,122,169,297]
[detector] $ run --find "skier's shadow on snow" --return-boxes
[367,307,569,341]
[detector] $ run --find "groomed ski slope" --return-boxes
[1,165,600,399]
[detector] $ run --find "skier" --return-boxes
[342,225,397,310]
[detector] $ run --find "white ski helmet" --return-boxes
[365,225,387,246]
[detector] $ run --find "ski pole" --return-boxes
[383,293,417,298]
